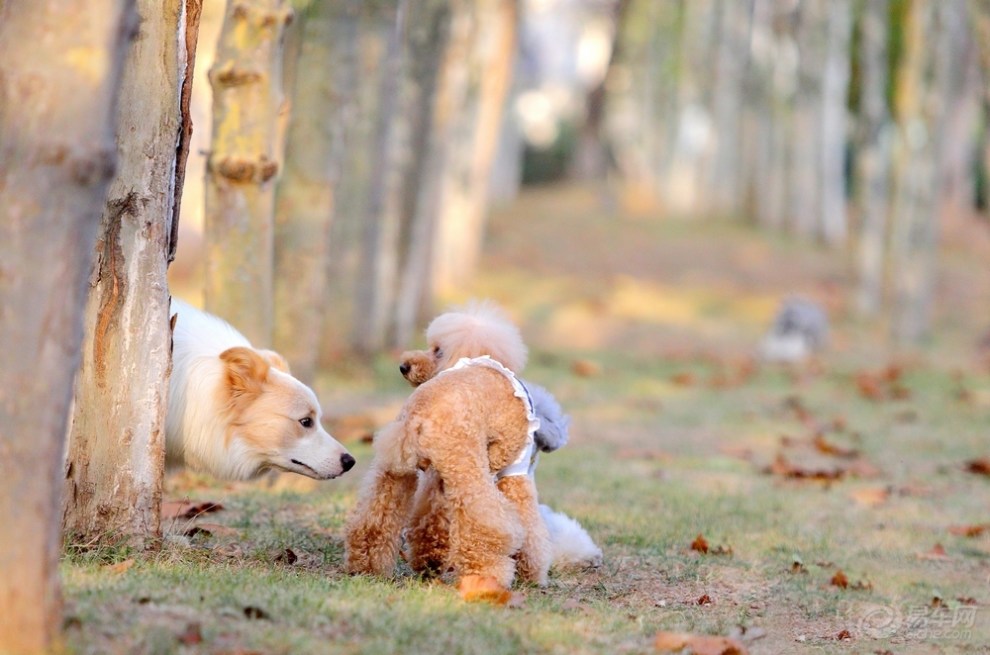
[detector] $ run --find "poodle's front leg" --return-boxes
[406,469,451,576]
[344,461,417,576]
[497,475,551,586]
[431,451,524,589]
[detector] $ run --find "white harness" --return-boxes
[440,356,540,480]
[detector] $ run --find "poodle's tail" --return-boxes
[539,504,603,569]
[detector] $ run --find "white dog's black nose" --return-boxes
[341,453,356,472]
[399,362,411,376]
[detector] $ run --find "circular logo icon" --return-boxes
[858,603,901,639]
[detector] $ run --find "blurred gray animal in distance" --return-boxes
[759,296,829,363]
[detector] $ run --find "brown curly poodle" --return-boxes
[344,301,552,590]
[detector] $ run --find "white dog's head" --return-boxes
[218,347,355,480]
[399,300,527,386]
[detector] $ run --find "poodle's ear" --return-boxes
[258,348,291,373]
[220,347,271,398]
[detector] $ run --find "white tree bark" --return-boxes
[818,0,852,246]
[855,0,892,317]
[63,0,202,544]
[0,1,135,652]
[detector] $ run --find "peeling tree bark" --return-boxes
[0,1,135,652]
[205,0,293,347]
[62,0,202,546]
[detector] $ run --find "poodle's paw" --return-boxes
[457,575,511,604]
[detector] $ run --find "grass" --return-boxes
[63,185,990,654]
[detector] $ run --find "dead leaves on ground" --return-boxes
[690,534,733,556]
[964,457,990,476]
[161,500,224,520]
[854,364,911,402]
[829,569,872,591]
[948,523,990,537]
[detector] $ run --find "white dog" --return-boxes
[166,299,354,480]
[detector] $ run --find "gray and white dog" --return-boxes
[524,380,603,568]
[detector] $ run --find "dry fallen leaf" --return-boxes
[161,500,224,520]
[849,487,889,507]
[813,433,858,458]
[830,570,849,589]
[571,359,602,378]
[918,543,951,560]
[457,575,511,605]
[243,606,270,620]
[697,594,713,606]
[107,559,135,574]
[965,458,990,476]
[670,372,697,387]
[654,631,747,655]
[834,629,852,641]
[177,622,203,646]
[948,524,990,538]
[691,534,710,554]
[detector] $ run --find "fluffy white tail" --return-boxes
[539,504,603,569]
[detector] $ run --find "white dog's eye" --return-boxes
[299,417,314,429]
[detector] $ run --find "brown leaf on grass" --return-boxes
[275,548,298,565]
[691,534,709,553]
[571,359,601,377]
[782,395,814,424]
[161,500,224,520]
[812,434,858,458]
[177,622,203,646]
[243,606,269,620]
[766,453,845,482]
[184,522,239,538]
[834,629,852,641]
[965,458,990,476]
[829,570,872,591]
[790,555,806,574]
[697,594,713,605]
[457,575,511,605]
[849,487,890,507]
[855,373,885,401]
[957,597,978,605]
[106,559,135,574]
[948,524,990,537]
[654,631,747,655]
[918,543,951,560]
[855,365,910,401]
[670,372,696,387]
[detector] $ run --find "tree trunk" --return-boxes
[392,0,455,348]
[818,0,852,246]
[855,0,893,317]
[430,0,518,297]
[890,0,957,343]
[789,0,825,239]
[0,1,135,652]
[205,0,293,347]
[62,0,202,545]
[709,0,751,217]
[274,0,361,381]
[353,0,406,354]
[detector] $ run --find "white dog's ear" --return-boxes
[220,347,271,397]
[258,349,291,373]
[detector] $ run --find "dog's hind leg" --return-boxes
[406,469,451,576]
[344,461,417,576]
[497,476,551,586]
[430,448,523,589]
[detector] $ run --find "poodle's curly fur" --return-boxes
[344,301,552,588]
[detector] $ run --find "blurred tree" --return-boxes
[430,0,519,297]
[205,0,293,347]
[63,0,202,545]
[274,0,361,381]
[889,0,965,342]
[0,1,136,651]
[854,0,893,317]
